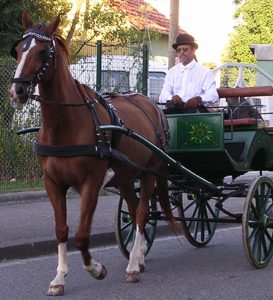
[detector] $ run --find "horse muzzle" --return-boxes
[9,82,30,105]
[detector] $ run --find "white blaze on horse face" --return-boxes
[10,38,37,101]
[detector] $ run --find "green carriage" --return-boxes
[114,86,273,269]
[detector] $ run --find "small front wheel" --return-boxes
[178,192,219,247]
[242,176,273,268]
[114,196,158,259]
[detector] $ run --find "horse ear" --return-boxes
[44,15,61,35]
[22,10,33,30]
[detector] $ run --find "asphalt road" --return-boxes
[1,226,273,300]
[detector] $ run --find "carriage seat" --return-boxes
[224,118,257,127]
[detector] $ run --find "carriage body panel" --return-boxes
[166,112,273,181]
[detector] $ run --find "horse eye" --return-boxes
[38,49,48,61]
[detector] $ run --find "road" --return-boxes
[1,226,273,300]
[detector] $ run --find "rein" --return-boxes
[29,94,97,107]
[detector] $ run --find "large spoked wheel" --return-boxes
[114,196,158,259]
[242,176,273,268]
[178,192,219,247]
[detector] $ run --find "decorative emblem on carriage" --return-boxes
[190,122,212,144]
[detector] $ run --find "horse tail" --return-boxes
[156,175,182,235]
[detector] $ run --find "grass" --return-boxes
[0,179,44,194]
[0,179,110,196]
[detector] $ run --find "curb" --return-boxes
[0,226,172,262]
[0,191,48,203]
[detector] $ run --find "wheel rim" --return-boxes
[114,196,157,259]
[178,193,219,247]
[242,176,273,268]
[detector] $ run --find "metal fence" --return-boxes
[0,33,152,193]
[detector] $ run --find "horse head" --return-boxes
[9,10,61,105]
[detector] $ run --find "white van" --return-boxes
[70,55,167,101]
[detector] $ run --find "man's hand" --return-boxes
[185,96,202,110]
[170,95,183,106]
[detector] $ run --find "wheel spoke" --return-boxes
[250,201,260,220]
[265,203,273,215]
[120,218,133,231]
[143,228,151,244]
[124,226,135,247]
[206,200,218,219]
[261,232,268,258]
[249,226,259,242]
[264,229,273,243]
[183,199,197,213]
[204,202,213,235]
[251,231,261,261]
[186,202,199,229]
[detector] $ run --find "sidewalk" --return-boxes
[0,190,172,261]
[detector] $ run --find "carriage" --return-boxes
[10,11,273,296]
[109,85,273,269]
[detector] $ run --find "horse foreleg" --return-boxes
[75,186,107,280]
[44,178,69,296]
[47,243,68,296]
[83,258,107,279]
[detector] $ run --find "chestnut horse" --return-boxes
[9,11,180,296]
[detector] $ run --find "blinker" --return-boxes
[10,28,52,59]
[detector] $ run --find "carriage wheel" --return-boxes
[242,176,273,268]
[178,192,219,247]
[114,196,158,259]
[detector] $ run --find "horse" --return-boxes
[9,11,180,296]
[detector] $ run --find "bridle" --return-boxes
[10,28,97,108]
[10,27,56,97]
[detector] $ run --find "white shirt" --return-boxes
[159,60,219,104]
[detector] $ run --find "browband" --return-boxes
[23,29,52,42]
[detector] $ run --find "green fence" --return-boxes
[0,34,150,193]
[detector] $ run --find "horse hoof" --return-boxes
[47,284,64,296]
[139,263,145,272]
[126,272,140,283]
[95,265,107,280]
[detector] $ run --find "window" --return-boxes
[101,70,130,93]
[148,72,166,101]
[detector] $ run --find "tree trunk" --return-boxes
[66,0,85,45]
[168,0,179,69]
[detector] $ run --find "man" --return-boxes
[159,33,219,113]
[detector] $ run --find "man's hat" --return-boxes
[172,33,198,50]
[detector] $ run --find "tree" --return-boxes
[0,0,72,35]
[222,0,273,63]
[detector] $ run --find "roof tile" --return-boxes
[106,0,186,35]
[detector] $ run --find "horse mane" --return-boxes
[53,33,70,63]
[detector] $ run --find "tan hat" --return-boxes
[172,34,198,50]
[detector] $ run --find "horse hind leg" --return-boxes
[125,175,156,283]
[75,186,107,280]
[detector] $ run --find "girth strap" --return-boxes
[33,141,162,176]
[33,141,105,157]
